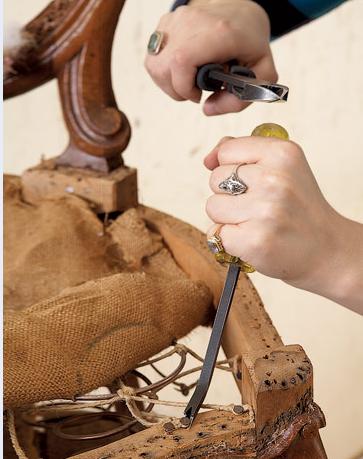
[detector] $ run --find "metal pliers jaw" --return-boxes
[196,63,289,103]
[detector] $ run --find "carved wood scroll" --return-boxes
[4,0,131,172]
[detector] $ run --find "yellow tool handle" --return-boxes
[251,122,289,140]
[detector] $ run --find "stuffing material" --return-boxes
[3,23,36,78]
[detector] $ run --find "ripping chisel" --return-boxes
[196,62,289,102]
[182,123,290,427]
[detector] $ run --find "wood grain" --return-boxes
[21,158,138,213]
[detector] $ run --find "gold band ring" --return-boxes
[207,226,255,273]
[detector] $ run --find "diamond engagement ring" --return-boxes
[218,163,247,195]
[147,31,165,55]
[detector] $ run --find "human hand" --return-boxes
[205,135,363,313]
[145,0,277,115]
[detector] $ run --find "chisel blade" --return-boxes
[183,262,241,426]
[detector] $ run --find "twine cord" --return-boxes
[8,344,252,457]
[7,410,29,459]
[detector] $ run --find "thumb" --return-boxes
[203,90,250,116]
[250,52,278,83]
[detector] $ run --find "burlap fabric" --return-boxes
[4,175,213,408]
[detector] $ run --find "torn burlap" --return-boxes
[4,175,213,408]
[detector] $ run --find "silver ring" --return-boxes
[147,31,165,55]
[218,163,247,195]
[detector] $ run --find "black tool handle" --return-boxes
[196,63,224,91]
[196,63,256,92]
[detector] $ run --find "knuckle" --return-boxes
[217,141,233,164]
[169,92,185,102]
[263,171,280,190]
[159,65,170,81]
[172,47,190,66]
[259,201,279,220]
[249,231,265,253]
[264,203,287,228]
[150,63,169,82]
[214,137,234,156]
[222,239,241,259]
[217,147,226,165]
[277,141,303,164]
[253,229,274,254]
[268,67,278,83]
[265,173,294,202]
[219,136,232,145]
[216,18,233,36]
[174,5,189,16]
[175,5,208,21]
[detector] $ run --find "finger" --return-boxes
[216,136,285,166]
[204,136,234,170]
[207,223,222,239]
[144,55,185,101]
[221,223,257,262]
[170,49,202,103]
[203,90,250,116]
[207,222,256,264]
[206,193,257,224]
[250,52,278,83]
[209,163,262,194]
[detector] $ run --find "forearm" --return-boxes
[290,212,363,315]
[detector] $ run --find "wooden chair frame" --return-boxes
[4,1,327,457]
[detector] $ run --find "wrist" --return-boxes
[326,215,363,313]
[187,0,271,39]
[290,210,363,314]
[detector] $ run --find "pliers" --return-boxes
[196,62,289,103]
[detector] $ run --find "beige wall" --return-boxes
[4,1,363,458]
